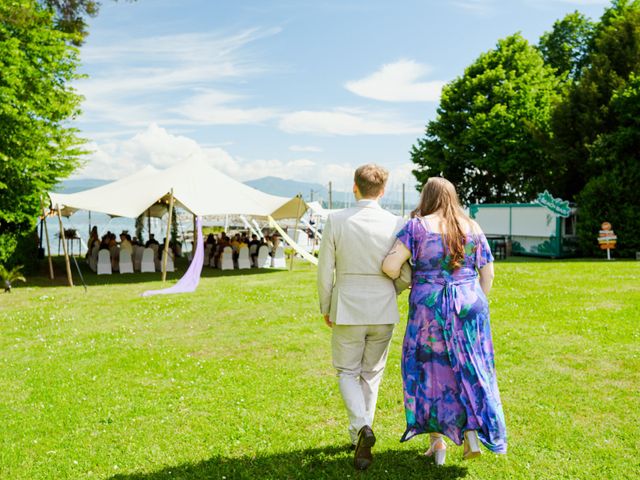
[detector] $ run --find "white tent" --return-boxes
[49,158,307,220]
[306,201,342,219]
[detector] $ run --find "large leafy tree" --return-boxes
[0,1,85,265]
[551,0,640,200]
[538,11,596,82]
[411,34,561,204]
[575,75,640,256]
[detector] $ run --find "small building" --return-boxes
[469,202,578,258]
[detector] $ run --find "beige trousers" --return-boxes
[332,323,395,444]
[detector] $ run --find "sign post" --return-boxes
[598,222,617,260]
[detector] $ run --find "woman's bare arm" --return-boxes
[478,256,494,296]
[382,240,411,279]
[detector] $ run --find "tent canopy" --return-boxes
[49,158,307,220]
[306,201,343,219]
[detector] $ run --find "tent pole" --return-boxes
[56,204,73,287]
[162,190,174,283]
[193,213,197,255]
[289,194,304,272]
[147,208,151,242]
[40,196,54,280]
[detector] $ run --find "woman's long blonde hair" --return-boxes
[412,177,470,270]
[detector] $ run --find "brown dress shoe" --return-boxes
[354,425,376,470]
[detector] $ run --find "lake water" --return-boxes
[43,211,194,256]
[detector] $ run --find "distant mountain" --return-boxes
[57,175,414,213]
[54,178,111,194]
[245,176,415,213]
[244,176,332,201]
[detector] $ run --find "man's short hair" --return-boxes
[354,164,389,198]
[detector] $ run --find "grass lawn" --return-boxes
[0,257,638,479]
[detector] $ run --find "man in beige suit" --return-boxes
[317,164,404,471]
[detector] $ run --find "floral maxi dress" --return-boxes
[396,217,507,453]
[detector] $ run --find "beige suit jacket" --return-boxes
[317,199,405,325]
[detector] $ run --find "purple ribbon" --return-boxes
[142,216,204,297]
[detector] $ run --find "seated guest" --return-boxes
[248,234,261,265]
[145,234,159,248]
[206,233,216,246]
[99,234,110,251]
[87,226,99,249]
[233,234,247,263]
[215,234,230,268]
[120,232,133,254]
[172,240,182,257]
[271,234,281,256]
[230,234,241,252]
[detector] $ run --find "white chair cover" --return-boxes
[140,248,155,273]
[237,246,251,269]
[161,250,175,272]
[97,249,112,275]
[272,245,286,268]
[257,245,271,268]
[119,249,134,274]
[109,245,119,272]
[88,246,99,272]
[221,246,234,270]
[133,246,144,271]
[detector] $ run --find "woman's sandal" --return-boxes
[463,430,482,460]
[424,433,447,466]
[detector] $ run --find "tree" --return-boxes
[39,0,99,45]
[551,0,640,200]
[0,1,85,266]
[38,1,134,45]
[411,34,561,204]
[575,75,640,256]
[538,11,595,82]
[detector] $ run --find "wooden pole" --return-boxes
[161,190,174,283]
[56,204,73,287]
[193,213,197,256]
[40,196,54,280]
[328,181,333,210]
[147,208,151,242]
[289,194,304,271]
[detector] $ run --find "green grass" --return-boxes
[0,257,639,479]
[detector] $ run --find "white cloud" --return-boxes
[289,145,323,152]
[345,59,445,102]
[72,124,414,200]
[74,124,331,184]
[76,28,281,130]
[172,90,278,125]
[279,108,422,136]
[75,123,232,179]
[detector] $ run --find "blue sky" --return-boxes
[73,0,610,202]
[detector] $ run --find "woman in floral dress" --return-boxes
[382,177,507,465]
